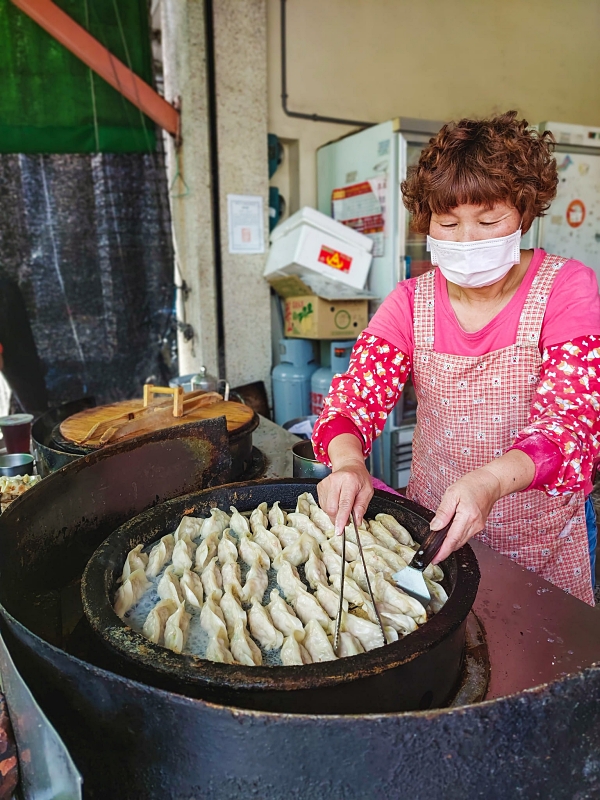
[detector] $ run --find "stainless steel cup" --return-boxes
[0,453,35,477]
[292,440,331,479]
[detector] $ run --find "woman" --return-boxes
[313,112,600,606]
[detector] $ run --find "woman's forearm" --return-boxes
[479,449,535,498]
[327,433,366,470]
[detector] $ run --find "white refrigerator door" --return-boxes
[538,150,600,283]
[317,121,398,303]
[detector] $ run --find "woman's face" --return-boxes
[429,202,520,242]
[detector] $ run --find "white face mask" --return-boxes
[427,228,522,288]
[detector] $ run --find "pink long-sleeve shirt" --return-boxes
[313,250,600,495]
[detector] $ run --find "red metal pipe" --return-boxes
[10,0,180,138]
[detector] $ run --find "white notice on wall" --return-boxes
[227,194,265,254]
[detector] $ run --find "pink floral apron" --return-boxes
[406,254,594,605]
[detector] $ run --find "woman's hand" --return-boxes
[317,434,373,535]
[430,449,535,563]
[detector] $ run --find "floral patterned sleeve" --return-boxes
[312,332,411,466]
[510,335,600,496]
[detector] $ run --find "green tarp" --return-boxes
[0,0,156,153]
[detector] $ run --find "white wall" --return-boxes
[267,0,600,208]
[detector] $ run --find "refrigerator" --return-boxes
[317,118,600,488]
[533,121,600,282]
[317,118,443,487]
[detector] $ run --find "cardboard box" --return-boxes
[284,294,368,340]
[264,206,373,290]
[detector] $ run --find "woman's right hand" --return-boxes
[316,433,373,535]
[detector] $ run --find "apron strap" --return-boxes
[413,269,436,350]
[516,254,568,348]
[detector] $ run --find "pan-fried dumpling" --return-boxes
[276,561,305,602]
[220,589,247,637]
[238,532,270,570]
[200,594,228,641]
[424,576,448,614]
[195,531,219,572]
[295,492,316,516]
[205,634,234,664]
[229,506,251,537]
[309,505,335,536]
[367,520,403,553]
[328,535,359,562]
[373,573,427,623]
[164,602,191,654]
[217,529,238,565]
[319,541,343,577]
[230,620,263,666]
[292,589,330,629]
[200,557,223,600]
[114,568,151,619]
[248,598,283,650]
[338,631,365,658]
[280,630,312,665]
[358,548,394,578]
[271,524,301,550]
[303,619,337,662]
[180,568,204,609]
[242,563,268,603]
[363,543,407,573]
[172,532,196,576]
[286,513,327,543]
[338,611,385,651]
[249,502,268,533]
[315,582,346,619]
[343,525,379,548]
[157,565,183,604]
[274,532,319,569]
[329,573,368,607]
[142,598,178,644]
[375,513,415,546]
[252,523,282,561]
[221,561,244,599]
[305,550,328,590]
[174,515,204,541]
[146,534,175,578]
[120,544,148,583]
[266,589,304,638]
[426,563,444,582]
[378,603,418,635]
[199,508,229,540]
[268,500,287,528]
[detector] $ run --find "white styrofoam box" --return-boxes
[265,206,374,290]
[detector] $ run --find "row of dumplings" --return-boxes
[113,493,447,665]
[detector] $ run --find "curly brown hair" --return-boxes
[401,111,558,234]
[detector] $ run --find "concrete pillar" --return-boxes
[212,0,272,392]
[160,0,219,379]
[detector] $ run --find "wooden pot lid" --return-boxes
[59,386,257,450]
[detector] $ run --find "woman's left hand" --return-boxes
[429,449,535,563]
[429,467,502,563]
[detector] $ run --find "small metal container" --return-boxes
[292,440,331,479]
[0,454,34,477]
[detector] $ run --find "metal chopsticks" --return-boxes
[334,510,386,655]
[352,510,386,647]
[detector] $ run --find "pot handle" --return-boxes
[411,515,455,572]
[143,384,184,417]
